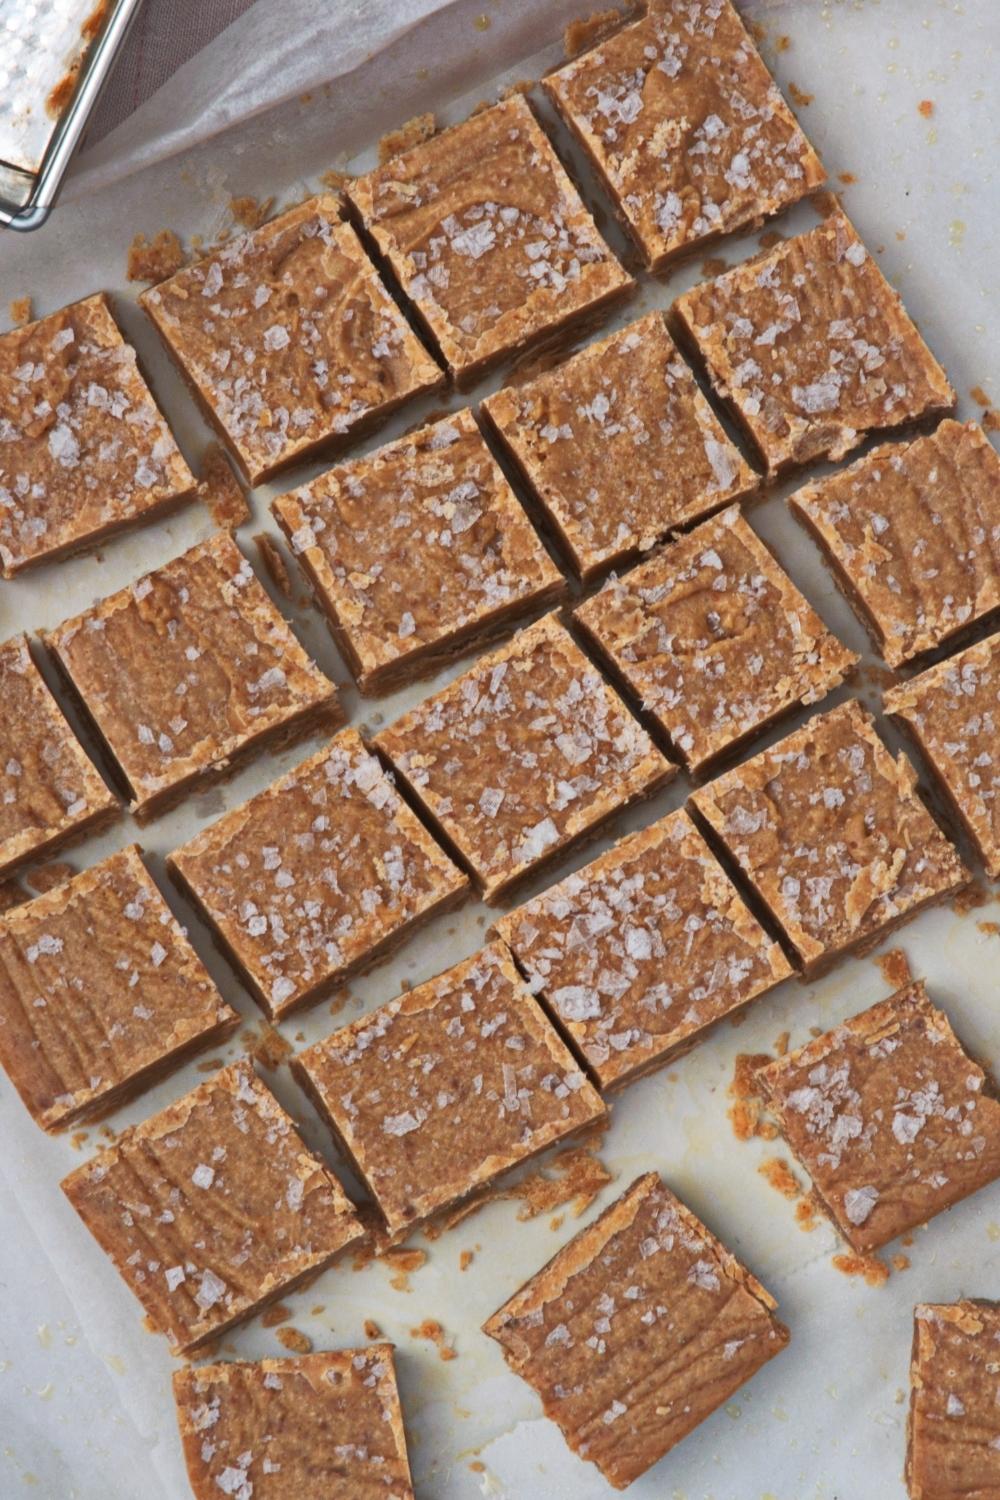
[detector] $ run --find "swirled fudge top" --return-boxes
[908,1302,1000,1500]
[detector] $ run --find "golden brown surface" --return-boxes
[484,1171,788,1489]
[273,409,564,694]
[907,1301,1000,1500]
[61,1060,362,1354]
[141,197,443,484]
[0,293,194,575]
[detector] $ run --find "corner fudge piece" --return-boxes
[790,421,1000,667]
[62,1060,362,1354]
[374,611,672,903]
[350,95,632,388]
[575,505,856,771]
[44,531,340,822]
[168,727,467,1019]
[0,293,194,575]
[141,196,443,485]
[273,408,564,694]
[173,1345,414,1500]
[484,1171,788,1490]
[543,0,825,272]
[690,699,967,972]
[760,983,1000,1253]
[0,844,238,1132]
[907,1301,1000,1500]
[672,209,954,473]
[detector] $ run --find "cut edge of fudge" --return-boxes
[906,1300,1000,1500]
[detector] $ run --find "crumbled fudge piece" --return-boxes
[672,209,954,472]
[294,943,605,1241]
[907,1301,1000,1500]
[141,196,443,485]
[168,727,467,1019]
[0,634,118,878]
[44,532,340,822]
[484,1170,788,1489]
[543,0,825,271]
[273,408,564,694]
[760,983,1000,1253]
[481,311,757,580]
[575,505,856,770]
[493,807,791,1090]
[61,1060,363,1354]
[689,699,967,972]
[196,441,251,531]
[0,293,195,575]
[351,94,632,388]
[173,1345,414,1500]
[374,611,672,902]
[790,421,1000,666]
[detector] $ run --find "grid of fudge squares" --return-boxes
[759,982,1000,1253]
[61,1060,363,1355]
[575,504,857,773]
[672,208,954,473]
[690,698,967,973]
[907,1301,1000,1500]
[543,0,825,272]
[43,531,340,822]
[141,195,443,485]
[350,93,633,388]
[480,310,758,581]
[0,844,238,1132]
[483,1171,789,1490]
[273,407,564,694]
[293,942,605,1243]
[168,727,467,1019]
[373,611,673,903]
[791,420,1000,667]
[173,1346,414,1500]
[0,293,194,576]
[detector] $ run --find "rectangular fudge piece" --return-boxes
[760,983,1000,1253]
[273,408,564,694]
[0,844,238,1132]
[62,1060,363,1354]
[351,95,632,388]
[168,727,467,1019]
[294,943,605,1242]
[543,0,825,272]
[374,611,672,903]
[481,311,757,580]
[141,197,443,485]
[484,1171,789,1490]
[44,531,340,822]
[672,209,954,473]
[791,420,1000,666]
[575,505,857,772]
[907,1302,1000,1500]
[690,699,967,972]
[0,293,194,576]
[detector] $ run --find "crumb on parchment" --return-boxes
[197,443,251,530]
[126,229,185,283]
[378,113,436,164]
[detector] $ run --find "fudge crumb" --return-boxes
[8,296,32,327]
[875,948,912,991]
[788,82,814,107]
[510,1140,612,1221]
[839,171,858,185]
[363,1318,382,1339]
[550,1214,564,1231]
[382,1247,428,1293]
[254,533,294,599]
[197,443,251,530]
[309,1305,325,1316]
[728,1053,775,1141]
[953,881,990,916]
[25,861,76,895]
[831,1252,890,1287]
[891,1254,911,1273]
[564,7,627,57]
[378,113,436,164]
[776,34,791,51]
[70,1130,89,1151]
[0,878,27,913]
[795,1197,820,1232]
[700,256,728,278]
[469,1461,486,1474]
[126,229,185,283]
[195,1057,226,1074]
[971,385,994,407]
[245,1022,293,1071]
[459,1250,474,1272]
[230,195,275,229]
[983,410,1000,432]
[411,1318,457,1360]
[773,1031,790,1057]
[758,229,786,250]
[261,1303,292,1328]
[759,1158,800,1200]
[318,168,352,194]
[918,99,934,118]
[276,1326,312,1354]
[978,921,1000,938]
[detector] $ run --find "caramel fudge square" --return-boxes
[481,311,757,581]
[484,1171,789,1490]
[791,421,1000,667]
[907,1302,1000,1500]
[760,983,1000,1254]
[294,943,605,1242]
[44,531,339,822]
[0,844,238,1132]
[141,196,442,485]
[374,612,673,903]
[690,699,967,973]
[543,0,825,272]
[273,408,564,695]
[351,94,632,388]
[575,505,857,772]
[62,1060,362,1354]
[0,293,194,576]
[168,727,467,1019]
[0,633,117,879]
[174,1345,414,1500]
[672,209,954,473]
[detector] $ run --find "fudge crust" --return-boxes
[484,1171,788,1490]
[907,1302,1000,1500]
